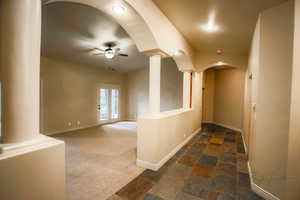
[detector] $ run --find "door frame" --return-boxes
[97,83,121,124]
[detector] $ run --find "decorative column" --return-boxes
[0,0,41,143]
[149,55,161,114]
[183,71,192,109]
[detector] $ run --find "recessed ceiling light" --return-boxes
[174,50,184,56]
[201,23,219,33]
[201,11,219,33]
[217,49,223,55]
[216,61,225,66]
[112,4,126,14]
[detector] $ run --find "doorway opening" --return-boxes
[40,2,148,199]
[99,87,120,122]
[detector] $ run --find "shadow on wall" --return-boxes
[202,66,245,131]
[125,57,183,120]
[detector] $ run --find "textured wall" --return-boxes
[40,56,126,135]
[202,68,245,130]
[213,68,245,130]
[202,69,215,123]
[125,58,183,120]
[251,1,294,198]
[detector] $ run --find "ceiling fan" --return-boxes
[93,43,129,59]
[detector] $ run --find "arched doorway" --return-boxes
[40,2,158,199]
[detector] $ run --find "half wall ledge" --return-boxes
[137,108,200,171]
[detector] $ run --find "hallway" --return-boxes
[54,122,144,200]
[108,124,262,200]
[1,0,300,199]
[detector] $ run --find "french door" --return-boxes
[98,86,120,122]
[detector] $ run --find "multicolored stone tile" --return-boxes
[116,177,154,200]
[183,176,214,199]
[207,191,235,200]
[144,193,165,200]
[110,124,262,200]
[215,162,237,178]
[219,152,236,165]
[198,155,218,167]
[178,155,198,167]
[192,164,215,178]
[175,191,204,200]
[238,172,251,188]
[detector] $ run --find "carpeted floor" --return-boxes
[53,121,144,200]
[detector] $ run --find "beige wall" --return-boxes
[125,67,149,120]
[40,57,126,135]
[0,137,65,200]
[137,72,203,170]
[286,0,300,199]
[214,69,245,130]
[243,15,261,159]
[202,69,215,122]
[202,68,245,130]
[126,58,183,120]
[246,1,294,199]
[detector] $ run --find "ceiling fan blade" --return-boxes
[93,48,105,53]
[93,53,104,56]
[118,53,129,57]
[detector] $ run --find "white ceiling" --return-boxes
[42,2,148,73]
[153,0,288,56]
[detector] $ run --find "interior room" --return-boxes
[40,2,184,199]
[1,0,300,200]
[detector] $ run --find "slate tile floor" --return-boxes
[107,124,265,200]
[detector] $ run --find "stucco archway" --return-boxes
[44,0,160,54]
[44,0,196,72]
[201,62,238,72]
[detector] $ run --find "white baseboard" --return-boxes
[43,123,102,136]
[240,128,248,154]
[136,127,201,171]
[202,121,214,124]
[248,162,280,200]
[213,122,242,133]
[42,119,132,136]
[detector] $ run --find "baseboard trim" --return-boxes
[137,127,201,171]
[212,122,242,133]
[43,119,126,136]
[202,121,214,124]
[248,162,280,200]
[43,123,102,136]
[239,128,248,154]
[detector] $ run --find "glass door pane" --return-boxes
[111,89,119,119]
[99,88,109,121]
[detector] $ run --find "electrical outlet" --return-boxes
[184,134,186,138]
[68,122,72,127]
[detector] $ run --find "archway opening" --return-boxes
[202,64,245,133]
[40,2,154,199]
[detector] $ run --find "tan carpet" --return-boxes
[53,121,144,200]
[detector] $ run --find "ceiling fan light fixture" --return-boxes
[105,49,115,59]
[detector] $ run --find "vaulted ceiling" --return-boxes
[42,2,148,73]
[153,0,288,56]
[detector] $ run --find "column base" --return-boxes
[0,136,66,200]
